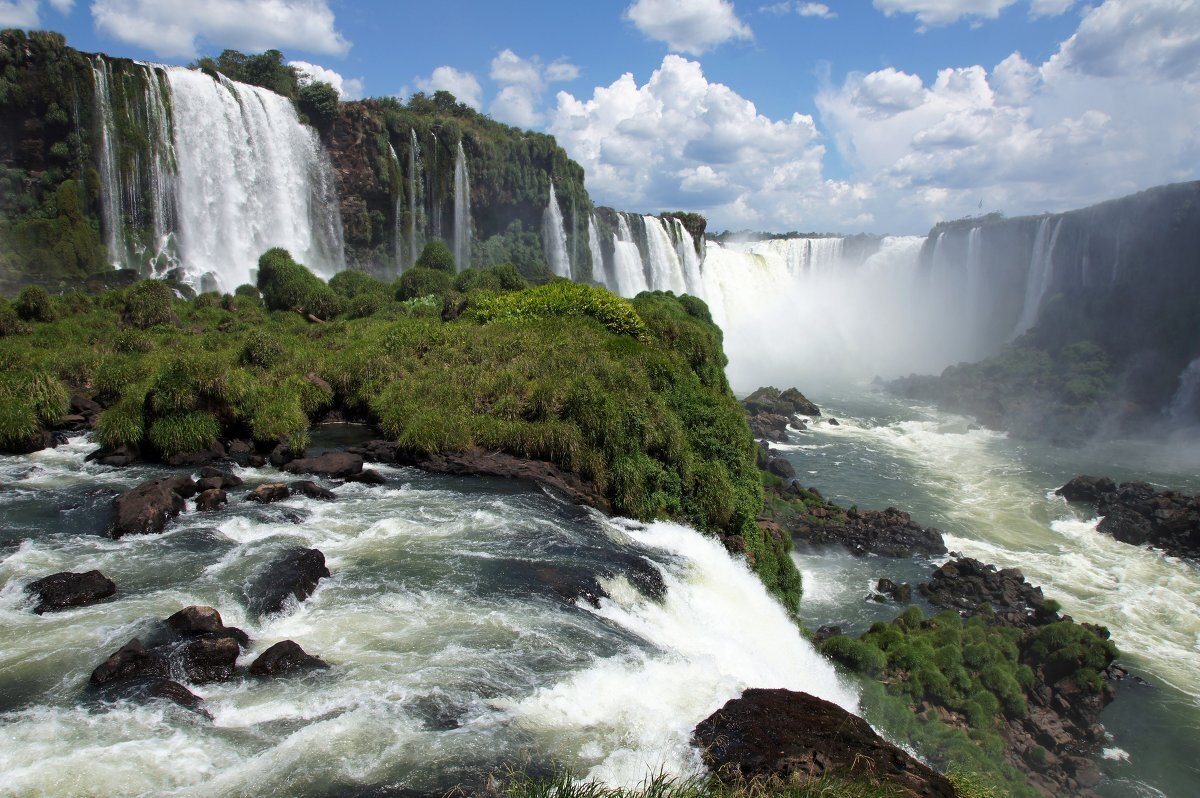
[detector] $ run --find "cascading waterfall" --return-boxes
[641,216,688,294]
[1012,217,1063,338]
[166,68,345,289]
[542,184,571,278]
[90,58,125,269]
[668,218,705,297]
[588,214,607,289]
[611,216,649,296]
[389,142,404,275]
[90,57,345,289]
[453,140,471,271]
[408,128,423,268]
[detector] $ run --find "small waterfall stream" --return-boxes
[542,184,571,278]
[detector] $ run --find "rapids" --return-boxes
[0,434,856,796]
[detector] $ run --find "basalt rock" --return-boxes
[919,557,1054,627]
[290,480,337,500]
[164,441,226,467]
[1057,476,1199,560]
[789,503,946,558]
[165,605,250,647]
[195,488,227,511]
[25,570,116,614]
[875,577,912,603]
[94,676,208,715]
[90,638,170,686]
[250,483,291,504]
[246,548,331,616]
[282,451,364,479]
[693,688,955,798]
[86,442,141,467]
[249,640,329,677]
[110,475,198,538]
[198,466,243,489]
[345,468,386,485]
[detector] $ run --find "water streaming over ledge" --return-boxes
[0,437,856,796]
[543,184,571,278]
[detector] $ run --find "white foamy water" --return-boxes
[0,437,852,796]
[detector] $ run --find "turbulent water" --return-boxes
[0,434,855,797]
[773,389,1200,798]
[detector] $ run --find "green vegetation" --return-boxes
[0,254,800,612]
[820,605,1118,798]
[191,49,299,100]
[415,240,455,273]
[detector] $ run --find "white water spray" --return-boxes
[542,184,571,278]
[453,141,471,271]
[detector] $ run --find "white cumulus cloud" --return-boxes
[550,54,868,230]
[488,49,580,128]
[0,0,40,26]
[817,0,1200,230]
[761,1,837,17]
[873,0,1073,27]
[289,60,363,99]
[90,0,350,58]
[414,65,483,110]
[625,0,753,55]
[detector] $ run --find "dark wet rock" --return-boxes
[693,688,955,798]
[1057,476,1199,560]
[766,456,795,480]
[269,442,298,468]
[535,564,608,608]
[249,640,328,677]
[827,418,840,426]
[176,636,240,683]
[411,447,612,513]
[743,386,821,417]
[1,429,56,455]
[164,441,226,467]
[345,468,386,485]
[282,451,363,478]
[195,476,225,492]
[91,639,170,686]
[54,413,88,431]
[165,605,250,647]
[86,442,141,467]
[405,693,465,731]
[749,412,791,443]
[225,439,255,467]
[1055,475,1117,504]
[876,577,912,603]
[786,502,946,558]
[195,488,227,512]
[811,625,842,646]
[94,676,208,715]
[290,480,337,500]
[200,466,243,488]
[25,570,116,614]
[919,557,1052,627]
[110,475,198,538]
[247,548,330,616]
[70,394,103,418]
[250,483,290,504]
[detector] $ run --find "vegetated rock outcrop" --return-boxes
[25,570,116,613]
[1056,475,1199,560]
[741,386,819,442]
[761,479,946,558]
[822,557,1119,797]
[693,688,956,798]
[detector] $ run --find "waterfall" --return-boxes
[389,142,404,275]
[588,214,607,289]
[612,215,649,296]
[453,140,471,271]
[408,128,422,267]
[1168,357,1200,424]
[668,218,705,297]
[542,184,571,278]
[139,64,178,275]
[90,58,125,269]
[642,216,687,293]
[1012,217,1063,338]
[166,68,345,290]
[964,227,984,327]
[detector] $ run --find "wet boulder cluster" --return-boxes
[1057,475,1199,561]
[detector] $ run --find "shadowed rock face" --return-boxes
[249,640,328,677]
[693,688,956,798]
[25,570,116,613]
[110,475,197,538]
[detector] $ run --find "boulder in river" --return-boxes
[282,451,364,479]
[693,688,956,797]
[110,475,198,538]
[194,488,227,512]
[344,468,386,485]
[246,548,330,616]
[165,605,250,647]
[25,570,116,613]
[290,480,337,500]
[1057,476,1200,560]
[249,640,328,677]
[250,483,290,504]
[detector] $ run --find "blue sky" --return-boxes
[3,0,1198,234]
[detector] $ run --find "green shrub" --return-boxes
[0,370,68,448]
[396,266,453,301]
[415,239,455,273]
[1026,621,1117,691]
[96,395,147,449]
[149,411,220,455]
[256,247,341,319]
[192,291,222,309]
[329,269,391,299]
[240,330,286,369]
[346,292,385,319]
[15,285,55,322]
[123,280,175,329]
[112,329,154,354]
[0,301,31,336]
[234,284,261,300]
[472,281,649,341]
[821,635,888,676]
